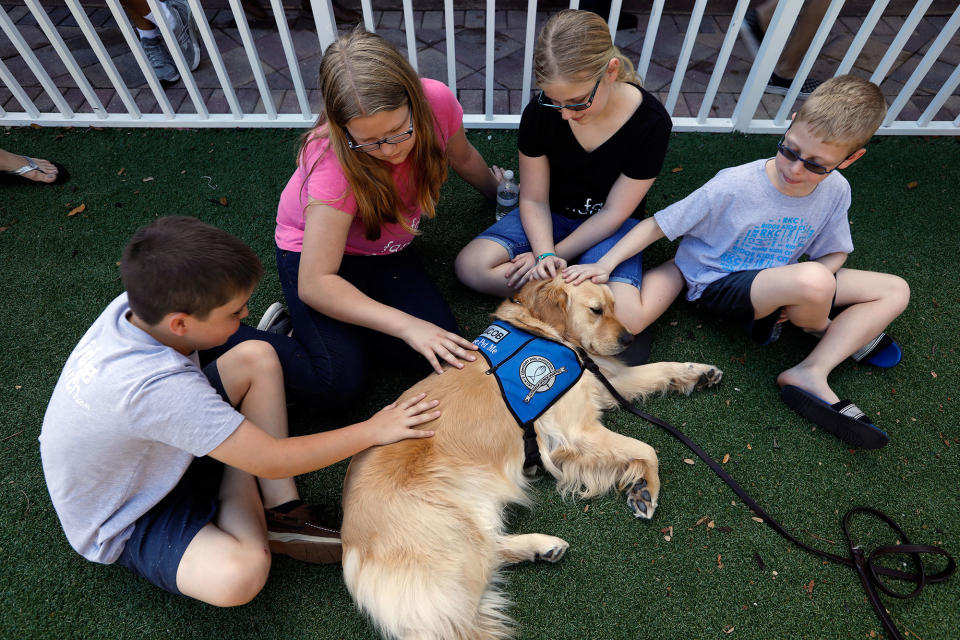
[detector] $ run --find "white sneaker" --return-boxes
[141,35,179,83]
[165,0,200,71]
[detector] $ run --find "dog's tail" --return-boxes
[343,544,514,640]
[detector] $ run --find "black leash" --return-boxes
[577,351,955,640]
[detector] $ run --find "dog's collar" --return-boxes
[473,321,584,473]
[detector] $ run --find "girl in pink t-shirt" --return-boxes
[221,29,501,408]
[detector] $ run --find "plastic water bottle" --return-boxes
[495,170,519,221]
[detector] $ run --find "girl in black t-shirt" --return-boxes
[455,10,685,363]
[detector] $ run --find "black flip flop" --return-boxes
[780,385,888,449]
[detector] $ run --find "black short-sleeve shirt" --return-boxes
[518,83,671,219]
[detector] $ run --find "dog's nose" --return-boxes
[619,330,634,347]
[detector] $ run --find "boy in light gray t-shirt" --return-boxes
[561,76,908,451]
[40,216,440,605]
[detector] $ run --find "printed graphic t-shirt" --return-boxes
[39,293,244,564]
[275,78,464,255]
[654,158,854,301]
[517,83,671,219]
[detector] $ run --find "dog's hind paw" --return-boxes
[626,478,657,519]
[533,536,569,563]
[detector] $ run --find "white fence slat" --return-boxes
[835,0,888,75]
[105,0,175,118]
[637,0,664,84]
[484,0,495,118]
[607,0,622,35]
[226,0,277,118]
[884,4,960,126]
[187,0,242,118]
[65,1,141,118]
[361,0,375,32]
[870,0,933,84]
[402,0,418,72]
[268,0,312,119]
[521,0,537,104]
[918,62,960,128]
[665,0,707,115]
[444,0,456,91]
[773,0,845,125]
[0,56,40,119]
[307,0,337,53]
[0,3,73,118]
[698,0,750,123]
[731,0,801,132]
[25,0,105,118]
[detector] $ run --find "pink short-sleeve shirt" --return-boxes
[275,78,464,255]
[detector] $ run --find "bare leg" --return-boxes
[454,237,517,298]
[119,0,154,29]
[755,0,832,78]
[175,341,300,605]
[0,148,59,182]
[776,268,909,404]
[607,259,684,334]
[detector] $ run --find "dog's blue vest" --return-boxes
[473,321,584,471]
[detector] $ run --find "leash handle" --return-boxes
[577,351,955,640]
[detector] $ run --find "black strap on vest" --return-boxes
[577,349,955,640]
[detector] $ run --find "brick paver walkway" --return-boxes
[1,1,958,123]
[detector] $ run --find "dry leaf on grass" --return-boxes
[722,453,731,463]
[67,204,86,217]
[683,458,695,465]
[906,180,918,189]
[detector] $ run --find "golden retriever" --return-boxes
[341,276,722,640]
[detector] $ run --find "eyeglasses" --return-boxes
[345,113,414,153]
[776,134,854,175]
[538,77,602,112]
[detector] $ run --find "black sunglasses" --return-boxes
[776,128,855,175]
[345,113,414,153]
[538,77,602,112]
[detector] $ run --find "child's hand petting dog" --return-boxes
[366,392,440,445]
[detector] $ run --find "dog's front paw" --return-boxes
[626,478,657,519]
[694,365,723,390]
[533,536,569,563]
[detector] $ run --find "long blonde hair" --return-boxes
[534,9,641,87]
[299,28,448,240]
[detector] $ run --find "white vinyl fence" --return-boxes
[1,0,958,133]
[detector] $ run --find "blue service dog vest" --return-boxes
[473,321,584,471]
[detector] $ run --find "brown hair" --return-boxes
[534,9,641,87]
[120,216,263,325]
[298,28,448,240]
[795,75,887,153]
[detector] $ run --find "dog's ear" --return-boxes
[522,278,568,333]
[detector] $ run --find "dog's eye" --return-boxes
[590,306,603,315]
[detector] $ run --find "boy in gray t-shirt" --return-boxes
[40,216,440,605]
[562,76,908,450]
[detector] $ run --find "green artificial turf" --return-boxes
[1,125,957,640]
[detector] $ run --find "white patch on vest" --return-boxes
[481,324,510,343]
[519,356,560,395]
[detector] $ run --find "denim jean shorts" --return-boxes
[475,208,644,289]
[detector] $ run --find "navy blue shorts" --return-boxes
[115,360,232,595]
[696,270,783,345]
[475,208,645,289]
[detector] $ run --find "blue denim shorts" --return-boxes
[114,360,231,595]
[475,208,644,289]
